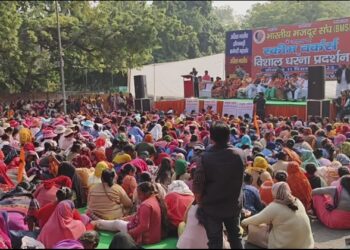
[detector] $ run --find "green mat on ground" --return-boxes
[77,208,178,249]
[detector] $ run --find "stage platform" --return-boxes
[154,98,336,120]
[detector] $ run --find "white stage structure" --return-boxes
[130,53,225,99]
[129,53,336,100]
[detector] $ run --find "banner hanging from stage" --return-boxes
[225,17,350,80]
[222,101,254,117]
[185,98,199,114]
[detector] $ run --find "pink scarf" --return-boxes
[37,200,86,248]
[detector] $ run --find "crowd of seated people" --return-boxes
[1,79,350,249]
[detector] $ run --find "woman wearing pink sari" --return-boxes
[0,211,11,249]
[37,200,86,248]
[312,175,350,229]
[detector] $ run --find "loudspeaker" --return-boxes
[307,100,330,118]
[308,66,325,100]
[135,98,151,112]
[134,75,148,99]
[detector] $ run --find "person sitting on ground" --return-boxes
[304,163,327,190]
[242,172,264,216]
[155,157,174,192]
[164,180,194,235]
[312,175,350,229]
[241,182,314,249]
[37,200,86,248]
[93,182,169,245]
[172,159,190,181]
[287,161,313,212]
[331,166,350,186]
[245,156,272,189]
[271,151,289,172]
[87,169,132,220]
[120,164,138,199]
[259,170,288,207]
[314,148,331,167]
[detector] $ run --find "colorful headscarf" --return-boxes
[95,161,109,178]
[113,153,131,165]
[0,161,14,188]
[334,134,347,148]
[340,141,350,157]
[272,182,298,210]
[167,180,193,196]
[175,159,187,178]
[37,200,86,248]
[300,149,320,169]
[252,156,269,171]
[43,176,72,190]
[287,161,312,211]
[53,240,84,249]
[92,149,107,166]
[335,153,350,166]
[72,155,93,169]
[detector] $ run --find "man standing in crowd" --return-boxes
[254,92,266,121]
[335,64,350,97]
[193,121,244,249]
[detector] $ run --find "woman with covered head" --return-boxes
[37,200,86,248]
[245,156,272,189]
[87,161,109,188]
[312,175,350,229]
[33,175,72,207]
[165,180,194,234]
[172,159,190,182]
[300,149,320,169]
[287,161,312,211]
[241,182,314,249]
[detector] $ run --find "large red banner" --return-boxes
[226,17,350,80]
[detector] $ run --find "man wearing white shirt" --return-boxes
[335,64,350,97]
[293,74,308,100]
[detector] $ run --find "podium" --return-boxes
[182,74,194,98]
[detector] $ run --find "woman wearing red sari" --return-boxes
[287,161,313,211]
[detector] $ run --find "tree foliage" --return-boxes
[152,1,225,61]
[242,1,350,29]
[2,1,349,93]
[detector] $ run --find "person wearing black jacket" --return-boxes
[335,64,350,97]
[253,92,266,121]
[193,121,244,249]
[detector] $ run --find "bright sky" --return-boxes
[212,1,268,16]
